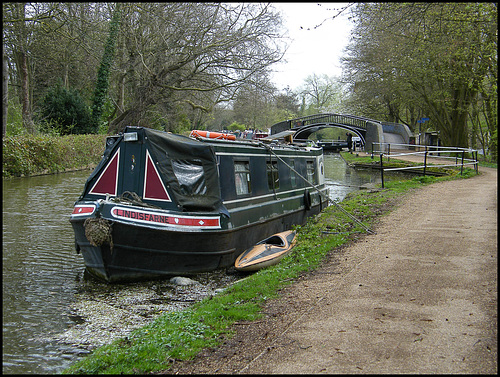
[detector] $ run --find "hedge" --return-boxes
[2,134,107,178]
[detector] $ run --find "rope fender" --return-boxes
[84,218,114,253]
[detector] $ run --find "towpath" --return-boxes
[167,165,497,374]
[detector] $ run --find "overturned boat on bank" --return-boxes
[234,230,297,272]
[70,126,328,282]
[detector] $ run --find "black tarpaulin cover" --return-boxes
[143,127,228,215]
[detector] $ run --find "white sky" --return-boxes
[271,2,354,91]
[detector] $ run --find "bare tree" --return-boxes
[300,73,343,114]
[232,72,276,130]
[3,2,59,133]
[108,3,286,134]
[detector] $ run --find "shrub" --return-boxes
[41,83,93,135]
[228,122,246,132]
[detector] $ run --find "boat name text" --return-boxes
[111,207,221,229]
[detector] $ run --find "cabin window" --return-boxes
[267,160,279,190]
[234,161,251,195]
[306,160,315,184]
[172,159,207,196]
[290,159,297,187]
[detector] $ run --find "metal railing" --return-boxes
[370,142,479,188]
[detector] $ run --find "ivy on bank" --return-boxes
[2,134,107,178]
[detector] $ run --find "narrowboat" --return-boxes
[70,126,328,282]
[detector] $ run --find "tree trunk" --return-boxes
[19,50,33,132]
[3,52,8,137]
[108,107,145,134]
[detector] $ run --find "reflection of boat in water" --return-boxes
[70,126,328,283]
[234,230,297,272]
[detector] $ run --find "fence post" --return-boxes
[380,153,384,188]
[460,151,465,175]
[423,147,428,176]
[475,151,478,174]
[387,144,391,161]
[371,143,374,159]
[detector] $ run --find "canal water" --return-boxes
[2,154,389,374]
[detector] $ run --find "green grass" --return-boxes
[64,155,480,374]
[478,160,498,168]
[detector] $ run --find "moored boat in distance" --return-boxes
[70,126,328,282]
[317,140,349,152]
[234,230,297,272]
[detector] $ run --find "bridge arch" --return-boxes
[271,113,412,149]
[272,113,378,147]
[293,123,366,147]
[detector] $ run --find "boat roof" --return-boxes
[191,132,321,154]
[261,130,295,140]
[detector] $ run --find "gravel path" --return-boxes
[167,165,497,374]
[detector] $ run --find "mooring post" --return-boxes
[461,151,465,175]
[380,153,384,188]
[423,147,428,176]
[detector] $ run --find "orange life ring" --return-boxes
[189,130,236,141]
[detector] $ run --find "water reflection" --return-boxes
[3,171,91,374]
[324,153,382,201]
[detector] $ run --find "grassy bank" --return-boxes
[2,134,107,178]
[64,157,478,374]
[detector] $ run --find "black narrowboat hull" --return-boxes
[71,199,326,282]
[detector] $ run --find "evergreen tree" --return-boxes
[90,4,121,133]
[41,82,92,134]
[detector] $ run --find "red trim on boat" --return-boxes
[111,206,220,229]
[89,149,120,196]
[71,204,96,216]
[143,150,171,202]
